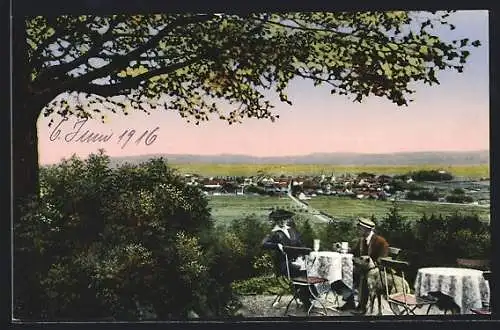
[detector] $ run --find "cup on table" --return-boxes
[313,239,320,252]
[341,242,349,253]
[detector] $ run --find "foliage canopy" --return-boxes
[25,11,481,126]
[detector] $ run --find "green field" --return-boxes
[305,197,490,222]
[172,163,489,178]
[208,195,490,227]
[208,195,300,226]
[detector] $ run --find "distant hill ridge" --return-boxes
[108,150,489,166]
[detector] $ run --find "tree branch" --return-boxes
[37,18,123,81]
[76,54,205,97]
[59,14,215,92]
[285,67,341,88]
[30,16,92,72]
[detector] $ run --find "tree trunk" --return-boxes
[13,103,40,210]
[12,15,45,320]
[12,16,41,220]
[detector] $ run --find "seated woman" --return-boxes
[262,209,313,309]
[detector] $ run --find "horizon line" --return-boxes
[39,148,490,165]
[109,149,490,158]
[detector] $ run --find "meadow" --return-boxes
[171,163,489,179]
[208,195,490,227]
[307,196,490,222]
[208,195,303,226]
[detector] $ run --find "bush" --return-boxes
[377,202,414,251]
[14,151,236,320]
[377,209,490,284]
[410,170,453,181]
[452,188,465,195]
[231,276,292,296]
[445,194,474,203]
[295,218,316,249]
[319,219,357,251]
[388,180,410,194]
[406,189,439,201]
[225,215,271,279]
[413,213,490,266]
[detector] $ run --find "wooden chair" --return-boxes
[471,270,492,315]
[282,246,331,316]
[388,247,402,259]
[379,257,438,315]
[456,258,490,271]
[456,259,491,315]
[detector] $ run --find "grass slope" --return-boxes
[307,197,490,221]
[207,195,490,227]
[207,195,322,226]
[208,196,295,226]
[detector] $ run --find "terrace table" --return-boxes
[294,251,353,291]
[414,267,490,314]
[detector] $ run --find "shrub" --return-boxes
[445,194,474,203]
[295,218,316,249]
[406,189,439,201]
[225,215,271,279]
[319,219,357,251]
[377,202,414,251]
[378,209,490,284]
[231,276,292,295]
[409,170,453,181]
[413,213,490,266]
[14,151,236,320]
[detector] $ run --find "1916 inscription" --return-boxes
[49,117,159,149]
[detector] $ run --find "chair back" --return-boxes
[282,246,312,280]
[388,247,402,259]
[379,258,438,315]
[483,270,492,282]
[379,257,410,299]
[456,258,490,271]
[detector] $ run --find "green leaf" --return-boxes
[381,62,392,76]
[387,42,398,50]
[471,40,481,47]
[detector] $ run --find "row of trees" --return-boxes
[394,170,454,182]
[404,187,475,203]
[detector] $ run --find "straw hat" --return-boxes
[357,217,375,230]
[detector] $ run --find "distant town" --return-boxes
[181,170,490,206]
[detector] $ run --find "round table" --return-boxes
[414,267,490,314]
[306,251,353,289]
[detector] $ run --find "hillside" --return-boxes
[108,150,489,167]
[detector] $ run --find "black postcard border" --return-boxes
[5,0,500,329]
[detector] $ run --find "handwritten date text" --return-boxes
[49,117,159,149]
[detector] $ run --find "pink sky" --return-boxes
[37,10,489,165]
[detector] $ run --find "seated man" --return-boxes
[262,209,313,310]
[334,217,389,314]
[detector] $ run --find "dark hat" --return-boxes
[269,209,295,221]
[357,217,375,230]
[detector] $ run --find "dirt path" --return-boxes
[286,184,332,223]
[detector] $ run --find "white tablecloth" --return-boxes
[295,251,353,289]
[414,267,490,314]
